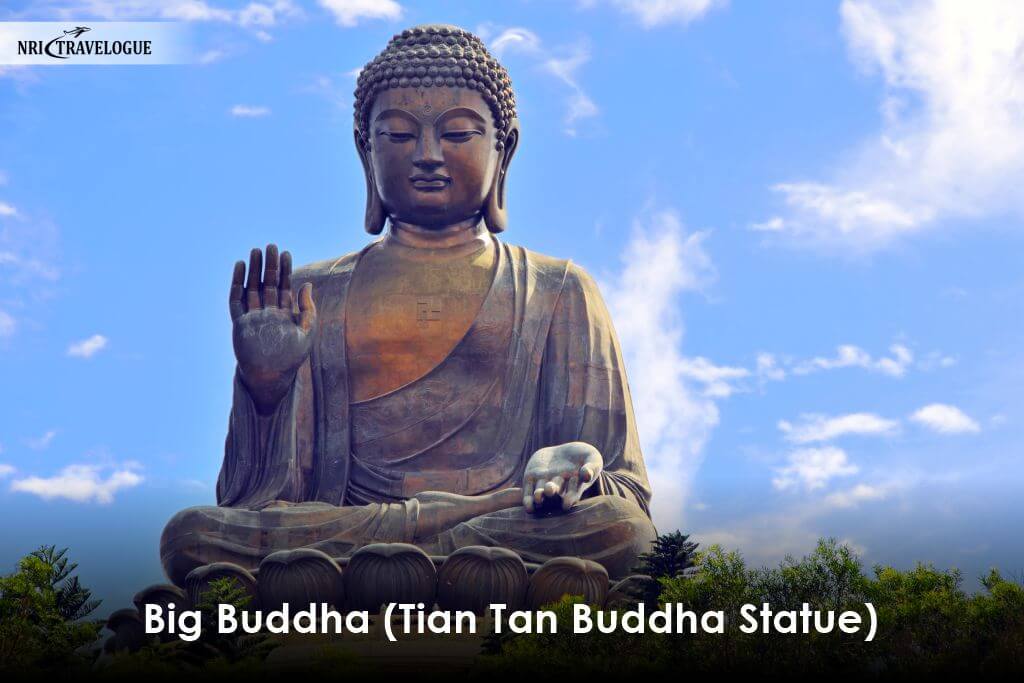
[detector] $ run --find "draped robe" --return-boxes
[161,238,656,584]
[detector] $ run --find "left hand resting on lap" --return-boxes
[522,441,603,513]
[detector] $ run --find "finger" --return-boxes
[562,488,582,511]
[263,244,279,308]
[229,260,246,320]
[543,475,565,498]
[297,282,317,331]
[533,483,547,505]
[561,472,581,510]
[245,248,262,310]
[521,476,536,510]
[279,250,293,312]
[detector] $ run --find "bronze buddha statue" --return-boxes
[160,24,656,586]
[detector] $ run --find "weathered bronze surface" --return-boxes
[160,24,656,588]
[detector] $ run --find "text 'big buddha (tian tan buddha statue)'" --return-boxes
[160,24,657,587]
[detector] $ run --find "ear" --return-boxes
[355,128,386,235]
[483,120,519,234]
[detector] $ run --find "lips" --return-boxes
[410,174,451,190]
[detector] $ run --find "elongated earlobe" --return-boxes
[483,122,519,234]
[355,128,386,235]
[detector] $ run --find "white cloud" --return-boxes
[910,403,980,435]
[25,430,57,451]
[490,27,542,57]
[0,249,60,283]
[825,482,890,509]
[759,0,1024,251]
[773,446,859,491]
[543,46,599,136]
[67,334,108,358]
[750,216,785,233]
[0,310,14,338]
[230,104,270,117]
[198,48,225,65]
[318,0,402,27]
[0,202,17,217]
[592,0,727,28]
[793,343,913,378]
[0,464,14,478]
[917,350,957,371]
[27,0,298,23]
[10,463,142,503]
[778,412,899,444]
[755,352,786,382]
[679,356,749,398]
[602,209,717,529]
[22,1,302,36]
[483,26,598,137]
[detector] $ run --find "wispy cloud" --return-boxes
[757,0,1024,251]
[755,352,786,382]
[23,0,303,29]
[793,343,913,378]
[910,403,980,435]
[0,180,62,338]
[230,104,270,117]
[779,412,900,444]
[825,481,893,509]
[0,310,14,338]
[747,341,946,390]
[679,356,749,398]
[318,0,402,27]
[10,463,143,504]
[25,429,57,451]
[585,0,727,28]
[483,26,598,137]
[67,334,108,358]
[543,45,599,136]
[0,464,14,478]
[773,446,859,491]
[602,209,718,529]
[198,48,226,65]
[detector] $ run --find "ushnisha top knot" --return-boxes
[354,24,517,152]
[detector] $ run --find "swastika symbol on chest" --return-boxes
[416,297,442,326]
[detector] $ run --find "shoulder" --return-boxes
[504,242,604,300]
[506,242,576,289]
[292,244,375,286]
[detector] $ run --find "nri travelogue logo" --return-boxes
[1,22,188,65]
[18,25,154,59]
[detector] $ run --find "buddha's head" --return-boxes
[354,24,519,234]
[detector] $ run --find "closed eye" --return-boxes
[441,130,482,143]
[379,131,415,143]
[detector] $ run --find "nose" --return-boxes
[412,129,444,169]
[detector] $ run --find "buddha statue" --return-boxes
[160,24,657,588]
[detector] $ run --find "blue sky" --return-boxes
[2,0,1023,612]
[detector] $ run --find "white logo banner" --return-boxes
[0,22,189,65]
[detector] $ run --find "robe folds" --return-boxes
[161,237,656,584]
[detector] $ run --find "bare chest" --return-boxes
[344,245,495,402]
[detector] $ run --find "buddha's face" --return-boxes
[368,87,501,228]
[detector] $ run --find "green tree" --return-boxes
[30,545,101,621]
[0,547,101,673]
[634,531,699,578]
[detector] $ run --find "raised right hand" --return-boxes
[230,244,316,414]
